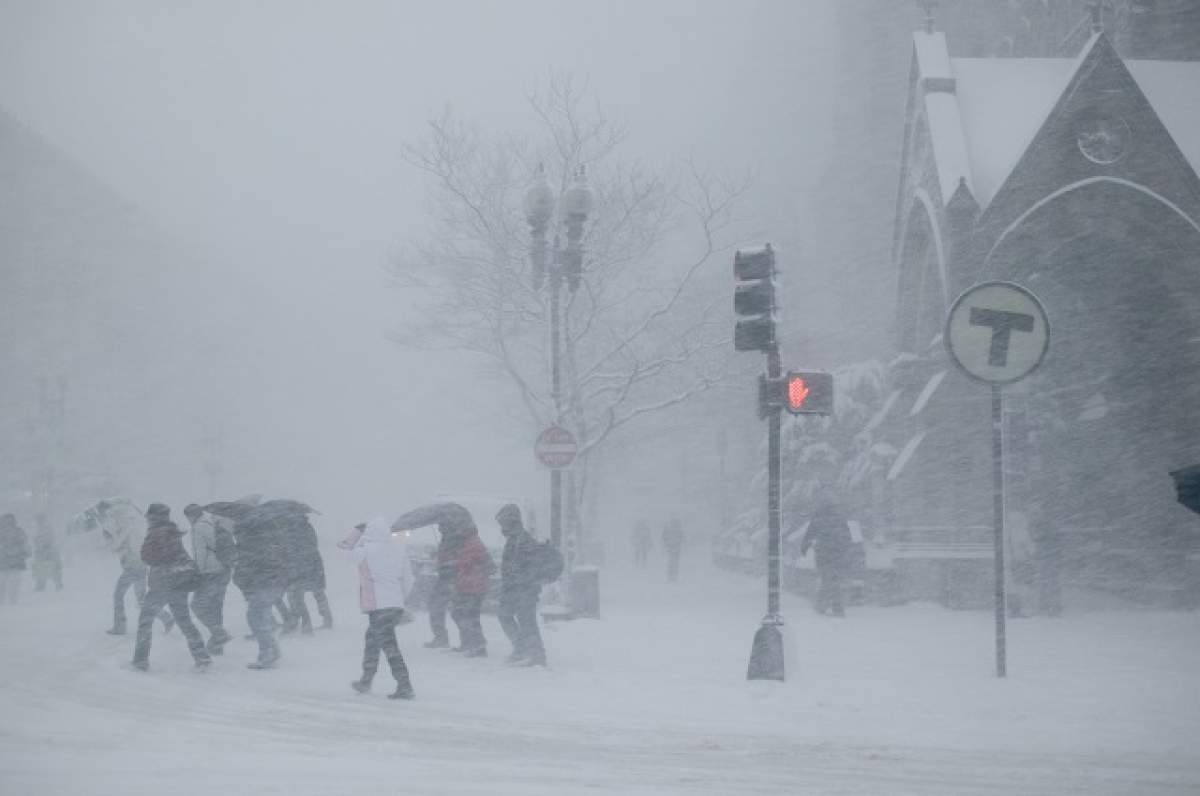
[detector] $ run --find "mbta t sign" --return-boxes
[945,280,1049,681]
[535,426,577,469]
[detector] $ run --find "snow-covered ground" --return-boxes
[2,548,1199,795]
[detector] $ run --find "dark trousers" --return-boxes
[450,592,486,652]
[191,571,231,640]
[286,587,333,631]
[33,560,62,591]
[133,587,209,665]
[498,586,543,661]
[814,567,845,616]
[114,567,170,630]
[427,578,452,642]
[246,588,284,662]
[362,608,412,689]
[666,550,681,582]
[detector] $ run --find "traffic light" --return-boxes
[733,245,776,352]
[785,370,834,415]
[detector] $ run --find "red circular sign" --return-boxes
[535,426,578,468]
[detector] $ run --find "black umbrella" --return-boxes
[258,499,320,517]
[1169,465,1200,516]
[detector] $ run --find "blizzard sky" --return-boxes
[0,0,840,526]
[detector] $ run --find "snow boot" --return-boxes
[130,659,149,672]
[106,625,127,636]
[194,657,212,672]
[463,646,488,659]
[350,679,371,694]
[388,685,415,700]
[505,651,529,665]
[423,636,449,649]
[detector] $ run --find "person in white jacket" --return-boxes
[340,517,415,700]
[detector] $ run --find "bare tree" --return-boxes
[392,78,750,534]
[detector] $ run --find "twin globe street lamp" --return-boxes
[524,163,593,566]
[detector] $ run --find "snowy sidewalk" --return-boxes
[1,553,1198,794]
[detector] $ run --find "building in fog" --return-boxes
[886,7,1200,609]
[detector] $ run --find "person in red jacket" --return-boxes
[449,524,494,657]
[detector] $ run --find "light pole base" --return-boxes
[747,621,786,681]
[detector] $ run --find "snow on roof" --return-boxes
[950,57,1076,207]
[914,31,973,202]
[1126,60,1200,176]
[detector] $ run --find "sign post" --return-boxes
[945,281,1049,678]
[535,426,577,553]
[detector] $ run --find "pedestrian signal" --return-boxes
[785,371,833,415]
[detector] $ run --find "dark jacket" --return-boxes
[232,508,290,594]
[800,503,852,571]
[283,514,326,592]
[662,520,684,555]
[0,518,30,571]
[501,527,539,593]
[141,519,196,591]
[33,531,61,565]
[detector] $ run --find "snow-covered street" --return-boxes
[2,551,1198,795]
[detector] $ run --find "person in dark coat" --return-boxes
[496,504,546,666]
[662,518,684,583]
[799,499,852,617]
[31,515,63,592]
[0,513,31,604]
[132,504,211,670]
[632,520,652,569]
[277,507,332,634]
[392,503,475,649]
[232,504,290,669]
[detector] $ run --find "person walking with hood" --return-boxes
[391,503,475,649]
[496,504,546,666]
[232,503,290,669]
[799,498,853,617]
[184,504,234,655]
[31,515,63,592]
[276,505,333,634]
[0,514,30,604]
[341,518,415,700]
[98,500,172,635]
[132,504,211,671]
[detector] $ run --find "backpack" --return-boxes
[530,540,565,584]
[212,520,238,570]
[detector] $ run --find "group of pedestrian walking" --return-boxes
[89,497,332,672]
[631,517,685,583]
[0,513,63,604]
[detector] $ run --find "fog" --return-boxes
[0,0,839,527]
[3,2,1200,793]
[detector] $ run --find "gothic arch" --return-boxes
[896,189,949,354]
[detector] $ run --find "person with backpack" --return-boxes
[184,504,234,655]
[0,513,30,604]
[496,504,548,666]
[132,504,211,671]
[340,518,415,700]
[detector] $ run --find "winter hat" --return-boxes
[495,503,522,527]
[146,503,171,522]
[183,503,203,520]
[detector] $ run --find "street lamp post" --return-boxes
[524,163,593,565]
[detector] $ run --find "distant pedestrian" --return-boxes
[662,518,684,582]
[184,504,234,655]
[0,514,30,604]
[341,518,415,700]
[31,515,63,592]
[233,503,290,669]
[496,504,546,666]
[391,503,477,650]
[98,500,172,635]
[800,499,852,617]
[132,504,211,671]
[632,521,652,569]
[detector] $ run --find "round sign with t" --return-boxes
[945,281,1049,384]
[944,280,1049,681]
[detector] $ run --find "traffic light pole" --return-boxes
[748,344,786,681]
